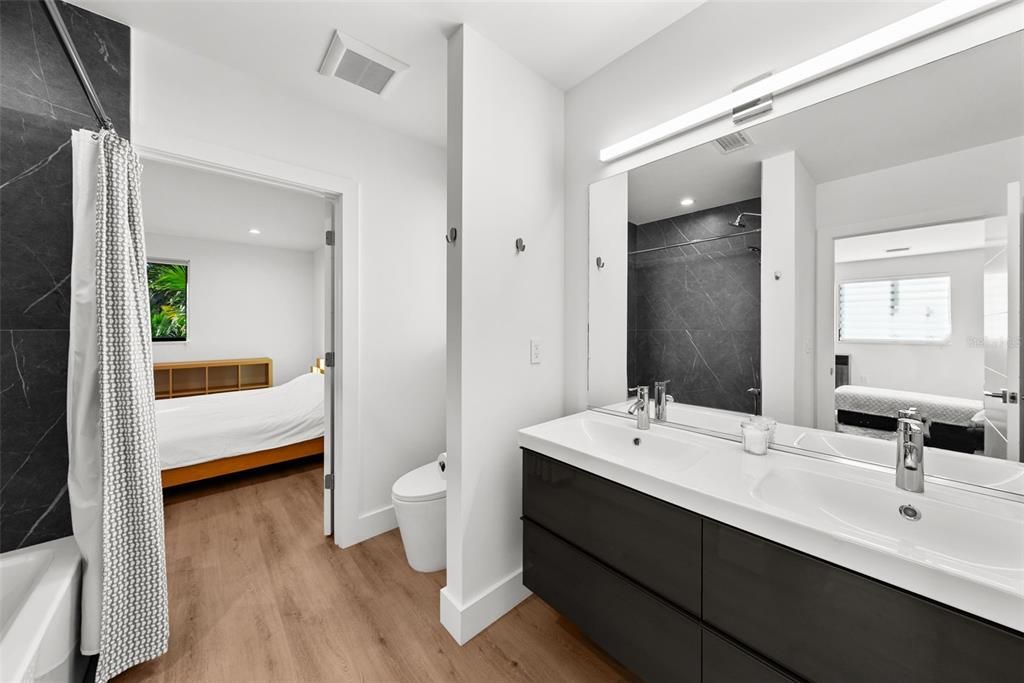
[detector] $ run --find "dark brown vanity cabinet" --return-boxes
[522,449,1024,683]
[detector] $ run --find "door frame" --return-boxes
[136,138,359,545]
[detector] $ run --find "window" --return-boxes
[838,275,951,343]
[148,261,188,342]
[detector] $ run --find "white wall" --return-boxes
[132,32,446,542]
[587,174,629,407]
[761,151,816,426]
[817,137,1024,233]
[146,233,315,384]
[835,250,985,400]
[312,246,326,360]
[443,25,565,645]
[564,1,1022,415]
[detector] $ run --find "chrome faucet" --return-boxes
[895,408,924,493]
[628,386,650,430]
[654,380,673,421]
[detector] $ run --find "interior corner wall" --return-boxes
[444,25,565,645]
[145,233,315,384]
[761,151,816,426]
[131,32,446,542]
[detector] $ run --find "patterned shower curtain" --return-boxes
[80,129,169,682]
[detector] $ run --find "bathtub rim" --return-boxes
[0,536,82,683]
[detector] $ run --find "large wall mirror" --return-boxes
[588,32,1023,494]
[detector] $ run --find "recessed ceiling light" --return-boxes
[248,228,261,235]
[680,198,695,207]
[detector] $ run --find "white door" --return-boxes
[323,204,338,534]
[983,182,1021,460]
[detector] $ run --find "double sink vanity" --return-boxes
[517,410,1024,682]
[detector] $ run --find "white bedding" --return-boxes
[155,372,324,470]
[834,384,982,427]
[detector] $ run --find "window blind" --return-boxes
[838,275,951,342]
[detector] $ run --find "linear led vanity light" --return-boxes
[599,0,1010,162]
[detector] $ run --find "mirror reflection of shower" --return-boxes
[627,198,762,415]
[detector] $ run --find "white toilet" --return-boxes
[392,456,446,572]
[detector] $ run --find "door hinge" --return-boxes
[324,351,335,367]
[324,473,335,490]
[325,230,335,246]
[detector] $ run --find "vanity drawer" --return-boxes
[522,449,701,615]
[702,520,1024,683]
[702,629,795,683]
[523,519,700,683]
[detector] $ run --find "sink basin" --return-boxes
[752,468,1024,584]
[521,413,710,475]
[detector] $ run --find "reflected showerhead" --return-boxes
[729,211,761,228]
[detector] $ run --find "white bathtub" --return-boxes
[0,537,87,683]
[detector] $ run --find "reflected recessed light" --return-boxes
[248,228,261,235]
[680,198,695,207]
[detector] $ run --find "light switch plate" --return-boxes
[530,337,542,364]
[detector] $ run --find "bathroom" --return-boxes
[0,1,1021,681]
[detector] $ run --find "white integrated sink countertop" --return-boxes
[601,400,1024,495]
[518,410,1024,633]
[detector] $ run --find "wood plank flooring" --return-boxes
[117,459,635,683]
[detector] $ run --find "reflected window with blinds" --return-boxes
[838,275,952,343]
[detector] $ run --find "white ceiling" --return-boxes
[628,31,1024,225]
[141,158,332,251]
[834,220,986,263]
[72,0,703,146]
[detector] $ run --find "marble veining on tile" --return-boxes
[628,198,761,415]
[0,0,130,551]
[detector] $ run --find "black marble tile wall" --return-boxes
[627,198,761,414]
[1,1,130,551]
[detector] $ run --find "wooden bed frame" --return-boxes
[161,436,324,488]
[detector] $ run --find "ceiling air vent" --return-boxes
[714,131,753,154]
[318,30,409,96]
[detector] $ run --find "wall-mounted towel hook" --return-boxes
[515,238,526,254]
[445,227,458,244]
[596,257,606,270]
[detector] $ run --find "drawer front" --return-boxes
[703,520,1024,683]
[523,449,701,614]
[523,519,700,683]
[702,629,795,683]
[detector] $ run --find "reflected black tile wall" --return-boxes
[0,1,130,551]
[627,198,761,414]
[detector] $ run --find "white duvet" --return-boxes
[155,372,325,470]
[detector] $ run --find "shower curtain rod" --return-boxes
[42,0,114,131]
[628,228,761,256]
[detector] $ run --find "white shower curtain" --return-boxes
[68,129,169,682]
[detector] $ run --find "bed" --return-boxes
[834,384,984,453]
[156,372,325,487]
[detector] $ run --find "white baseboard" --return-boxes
[336,504,397,549]
[440,569,531,645]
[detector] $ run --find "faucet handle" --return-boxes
[654,379,671,388]
[897,407,920,420]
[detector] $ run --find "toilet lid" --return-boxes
[392,462,446,503]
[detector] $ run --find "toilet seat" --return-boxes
[392,462,446,503]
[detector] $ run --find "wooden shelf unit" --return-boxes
[154,358,273,400]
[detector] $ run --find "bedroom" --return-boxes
[139,158,332,487]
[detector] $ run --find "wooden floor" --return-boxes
[117,459,635,683]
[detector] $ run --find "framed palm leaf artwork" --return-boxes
[148,260,188,342]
